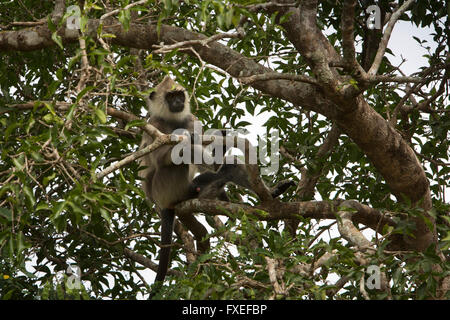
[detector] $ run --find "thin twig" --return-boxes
[100,0,148,21]
[153,30,245,54]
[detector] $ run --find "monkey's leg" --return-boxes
[178,214,210,253]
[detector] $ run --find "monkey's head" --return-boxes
[149,76,191,121]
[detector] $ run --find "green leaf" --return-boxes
[56,283,65,300]
[2,289,15,300]
[156,13,164,38]
[95,108,107,124]
[30,151,43,162]
[51,201,66,221]
[51,32,64,50]
[42,281,51,300]
[43,101,56,116]
[100,208,111,224]
[47,15,57,32]
[11,157,24,171]
[66,104,77,122]
[442,231,450,242]
[26,117,36,134]
[43,172,57,186]
[164,0,173,14]
[16,231,31,256]
[118,9,131,31]
[36,202,50,212]
[76,86,94,102]
[80,15,88,32]
[225,7,234,29]
[124,119,146,130]
[0,207,12,222]
[23,186,36,207]
[100,33,117,39]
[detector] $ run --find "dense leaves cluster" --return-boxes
[0,0,449,299]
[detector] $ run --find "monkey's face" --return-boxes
[165,90,186,113]
[149,76,191,119]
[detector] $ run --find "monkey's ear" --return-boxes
[149,91,156,100]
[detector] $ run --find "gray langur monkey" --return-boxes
[138,76,294,297]
[138,76,199,292]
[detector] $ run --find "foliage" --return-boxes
[0,0,449,299]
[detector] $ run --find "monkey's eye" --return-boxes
[149,91,156,100]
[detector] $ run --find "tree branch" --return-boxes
[100,0,148,21]
[153,29,245,54]
[175,198,396,232]
[367,0,415,76]
[341,0,360,72]
[123,248,183,277]
[239,72,319,86]
[95,135,175,180]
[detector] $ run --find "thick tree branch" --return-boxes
[336,201,390,295]
[175,198,397,233]
[239,72,319,86]
[369,75,428,84]
[172,219,197,264]
[341,0,362,74]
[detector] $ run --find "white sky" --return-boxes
[388,21,437,75]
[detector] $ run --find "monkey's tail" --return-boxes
[149,208,175,299]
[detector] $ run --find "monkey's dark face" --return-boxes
[148,77,191,120]
[165,90,186,113]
